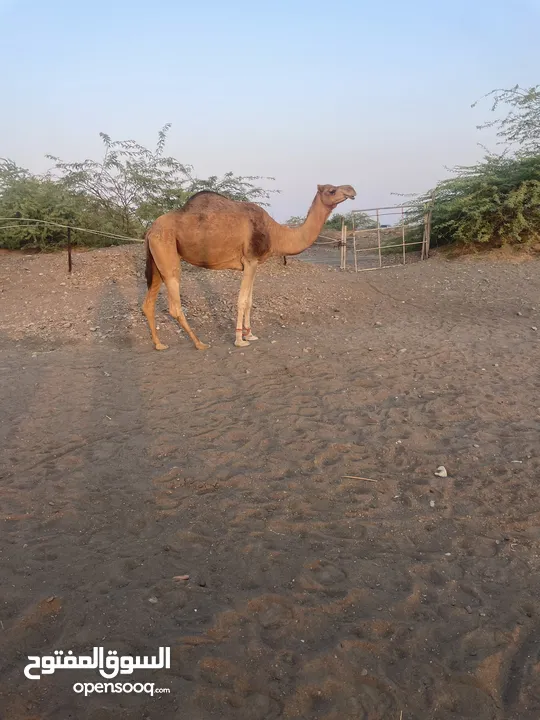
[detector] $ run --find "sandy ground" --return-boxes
[1,244,540,719]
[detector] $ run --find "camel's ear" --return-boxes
[317,185,324,193]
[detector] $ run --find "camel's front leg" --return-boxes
[243,266,258,341]
[235,261,257,347]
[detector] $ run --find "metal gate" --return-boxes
[311,202,432,272]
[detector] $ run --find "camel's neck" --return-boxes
[271,195,332,256]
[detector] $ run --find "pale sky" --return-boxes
[0,0,538,221]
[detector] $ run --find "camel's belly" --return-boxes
[182,253,244,271]
[176,232,246,270]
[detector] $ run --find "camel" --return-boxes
[142,183,356,351]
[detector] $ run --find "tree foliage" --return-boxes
[473,84,540,155]
[189,171,278,207]
[285,215,305,227]
[408,154,540,248]
[286,210,375,231]
[404,83,540,249]
[47,124,192,235]
[0,125,278,250]
[324,211,376,231]
[0,161,111,250]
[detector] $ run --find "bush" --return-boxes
[406,154,540,249]
[0,171,97,250]
[404,84,540,249]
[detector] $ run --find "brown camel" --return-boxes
[142,183,356,350]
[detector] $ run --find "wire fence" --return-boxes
[0,216,145,273]
[1,203,433,275]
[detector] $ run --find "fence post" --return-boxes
[349,214,356,272]
[401,206,406,265]
[425,204,432,259]
[340,219,346,270]
[67,226,72,273]
[376,208,382,268]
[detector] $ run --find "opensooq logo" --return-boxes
[24,647,171,680]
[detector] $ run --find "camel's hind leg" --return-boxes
[149,234,209,351]
[165,270,210,351]
[142,257,168,351]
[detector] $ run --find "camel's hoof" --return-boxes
[244,333,258,341]
[155,343,169,351]
[196,342,210,351]
[235,339,250,347]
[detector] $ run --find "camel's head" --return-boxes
[317,184,356,210]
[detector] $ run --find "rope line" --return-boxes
[0,217,145,243]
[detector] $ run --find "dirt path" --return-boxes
[1,246,540,719]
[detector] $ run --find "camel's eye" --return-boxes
[329,189,336,195]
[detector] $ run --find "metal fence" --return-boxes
[300,202,433,272]
[347,203,432,272]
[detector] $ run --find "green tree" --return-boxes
[404,83,540,249]
[325,211,375,231]
[0,161,108,250]
[189,172,279,206]
[47,124,192,235]
[286,212,375,230]
[411,154,540,248]
[285,215,305,226]
[473,84,540,155]
[0,125,279,249]
[48,125,278,234]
